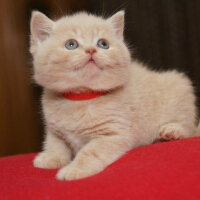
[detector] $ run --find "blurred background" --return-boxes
[1,0,200,157]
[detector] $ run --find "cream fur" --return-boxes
[30,11,198,180]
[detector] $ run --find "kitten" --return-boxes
[30,10,198,180]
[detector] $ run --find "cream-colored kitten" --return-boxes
[30,10,198,180]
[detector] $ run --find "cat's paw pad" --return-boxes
[158,123,185,141]
[56,164,101,180]
[33,152,70,169]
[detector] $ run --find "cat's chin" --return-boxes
[86,61,98,68]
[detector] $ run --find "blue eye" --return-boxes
[97,39,109,49]
[65,39,79,50]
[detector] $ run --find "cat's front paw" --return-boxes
[33,152,70,169]
[56,163,103,180]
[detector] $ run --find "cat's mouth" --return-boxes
[74,57,103,71]
[88,57,95,63]
[86,56,97,66]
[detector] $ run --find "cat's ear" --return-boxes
[107,11,125,40]
[30,11,54,42]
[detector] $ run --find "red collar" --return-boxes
[62,90,108,101]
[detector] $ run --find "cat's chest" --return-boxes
[46,101,98,130]
[43,99,112,150]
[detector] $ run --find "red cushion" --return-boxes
[1,137,200,199]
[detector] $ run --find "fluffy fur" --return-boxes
[30,11,198,180]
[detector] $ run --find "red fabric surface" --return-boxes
[1,137,200,200]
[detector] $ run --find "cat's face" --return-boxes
[30,11,131,93]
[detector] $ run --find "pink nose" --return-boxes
[85,49,96,55]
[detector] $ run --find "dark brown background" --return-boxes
[1,0,200,157]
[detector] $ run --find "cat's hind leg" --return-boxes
[157,122,193,141]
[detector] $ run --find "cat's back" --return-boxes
[127,61,196,135]
[129,61,195,101]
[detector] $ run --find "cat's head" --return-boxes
[30,11,131,93]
